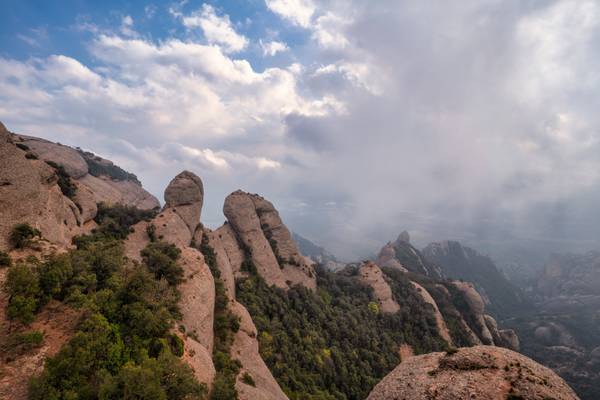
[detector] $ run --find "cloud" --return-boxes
[3,0,600,262]
[260,40,289,56]
[181,4,248,53]
[265,0,315,28]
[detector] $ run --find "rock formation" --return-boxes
[367,346,579,400]
[164,171,204,236]
[223,190,315,290]
[0,123,84,250]
[410,281,453,345]
[358,261,400,313]
[422,240,528,318]
[451,281,495,345]
[0,122,159,251]
[376,232,442,278]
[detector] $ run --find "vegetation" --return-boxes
[9,223,41,249]
[141,241,183,285]
[2,204,206,399]
[0,250,12,267]
[1,330,44,359]
[236,264,447,400]
[46,161,77,200]
[200,235,241,400]
[79,150,141,183]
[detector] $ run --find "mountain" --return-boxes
[421,240,530,318]
[0,122,578,400]
[291,232,345,271]
[376,231,443,278]
[509,251,600,400]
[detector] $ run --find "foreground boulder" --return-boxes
[367,346,579,400]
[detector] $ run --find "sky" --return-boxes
[1,0,600,262]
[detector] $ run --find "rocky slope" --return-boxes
[292,232,345,271]
[376,231,442,278]
[0,122,158,251]
[510,251,600,400]
[423,240,529,318]
[357,261,400,313]
[367,345,579,400]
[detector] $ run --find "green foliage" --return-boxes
[5,263,41,324]
[0,250,12,267]
[79,150,141,184]
[241,372,255,387]
[1,330,44,357]
[19,224,205,399]
[45,161,77,200]
[141,241,183,285]
[10,223,41,249]
[236,265,446,400]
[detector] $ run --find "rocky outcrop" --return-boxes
[0,122,159,251]
[452,281,495,345]
[123,172,215,389]
[358,261,399,313]
[164,171,204,235]
[230,302,289,400]
[410,281,453,345]
[376,232,442,277]
[422,240,528,318]
[223,190,315,290]
[0,124,85,250]
[484,314,520,351]
[367,346,579,400]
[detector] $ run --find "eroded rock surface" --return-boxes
[367,346,579,400]
[410,281,453,345]
[358,261,400,313]
[223,190,315,290]
[164,171,204,235]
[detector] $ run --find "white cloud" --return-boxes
[265,0,315,28]
[120,15,137,37]
[260,40,289,56]
[181,4,248,53]
[312,12,350,49]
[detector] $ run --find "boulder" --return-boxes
[78,174,160,211]
[164,171,204,235]
[367,346,580,400]
[16,135,89,178]
[358,261,400,313]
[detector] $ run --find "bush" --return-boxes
[1,330,44,356]
[9,223,41,249]
[141,242,183,286]
[241,372,255,387]
[4,263,41,324]
[0,251,11,268]
[46,161,77,199]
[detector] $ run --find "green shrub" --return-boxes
[1,330,44,356]
[168,334,185,357]
[79,150,141,184]
[0,251,11,267]
[45,161,77,199]
[141,241,183,286]
[5,263,41,324]
[241,372,255,387]
[9,223,41,249]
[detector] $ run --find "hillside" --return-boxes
[0,122,578,400]
[422,240,530,318]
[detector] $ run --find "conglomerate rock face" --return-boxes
[0,124,84,250]
[367,346,580,400]
[0,122,159,251]
[223,190,315,290]
[358,261,400,313]
[164,170,204,235]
